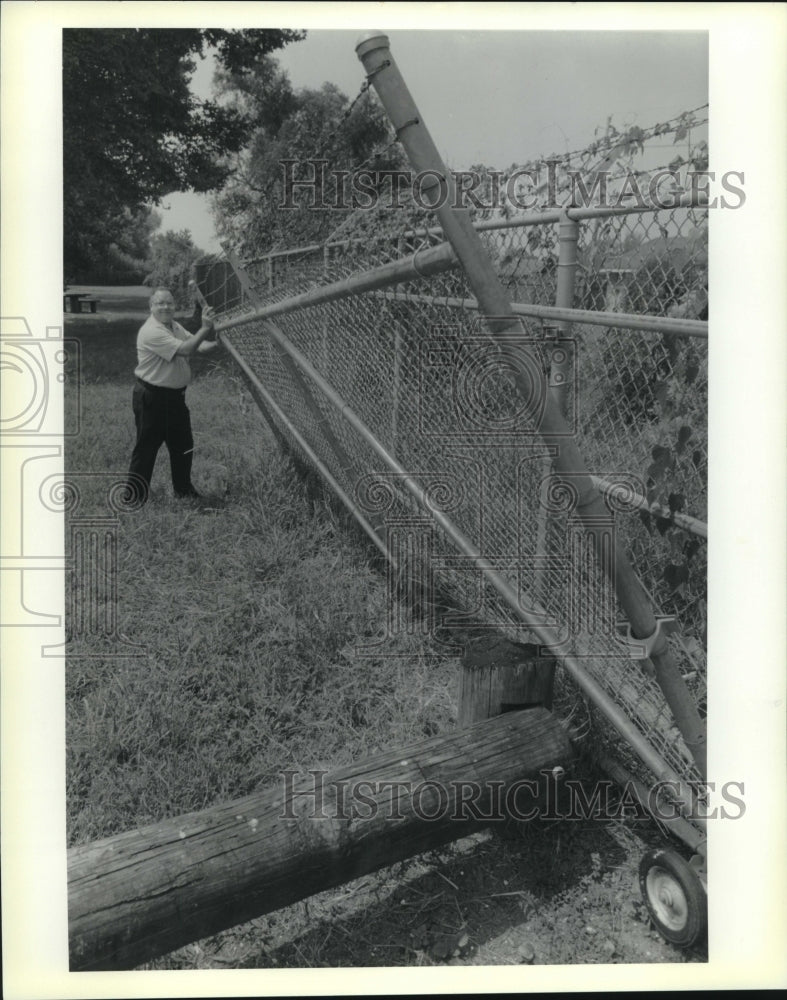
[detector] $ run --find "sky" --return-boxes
[157,28,708,252]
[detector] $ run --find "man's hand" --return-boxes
[175,307,220,357]
[198,305,218,347]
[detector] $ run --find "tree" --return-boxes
[211,63,410,256]
[144,229,207,309]
[64,204,162,287]
[63,28,305,279]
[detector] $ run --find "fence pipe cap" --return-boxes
[355,32,390,57]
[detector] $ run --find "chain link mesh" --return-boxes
[195,116,708,839]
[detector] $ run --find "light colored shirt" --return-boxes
[134,316,192,388]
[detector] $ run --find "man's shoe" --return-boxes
[175,488,202,499]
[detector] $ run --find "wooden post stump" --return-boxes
[458,635,556,727]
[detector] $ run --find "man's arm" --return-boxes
[174,307,217,357]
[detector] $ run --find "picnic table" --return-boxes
[64,292,100,314]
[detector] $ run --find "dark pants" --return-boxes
[128,380,195,502]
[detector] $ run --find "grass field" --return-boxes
[65,291,457,841]
[65,289,705,969]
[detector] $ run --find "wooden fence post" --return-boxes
[69,707,571,971]
[458,635,555,727]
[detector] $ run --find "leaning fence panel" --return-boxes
[195,92,708,853]
[202,207,707,821]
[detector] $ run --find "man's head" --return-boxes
[150,288,176,327]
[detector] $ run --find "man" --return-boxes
[126,287,220,505]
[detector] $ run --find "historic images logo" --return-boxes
[279,159,745,213]
[280,769,745,824]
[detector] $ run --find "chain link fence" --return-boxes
[195,111,708,844]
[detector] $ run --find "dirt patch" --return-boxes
[147,809,706,970]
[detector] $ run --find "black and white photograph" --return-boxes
[1,2,785,996]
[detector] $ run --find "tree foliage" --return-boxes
[211,61,409,254]
[63,28,305,278]
[144,229,207,308]
[66,205,163,286]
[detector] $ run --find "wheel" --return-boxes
[638,848,707,947]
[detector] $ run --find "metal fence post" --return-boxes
[534,212,580,599]
[356,31,706,778]
[552,210,580,415]
[322,243,331,374]
[390,235,407,458]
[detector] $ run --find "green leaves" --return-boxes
[689,141,709,173]
[685,352,700,385]
[212,74,409,254]
[663,562,690,593]
[646,444,674,502]
[622,125,646,157]
[675,425,693,454]
[145,230,207,308]
[63,29,306,278]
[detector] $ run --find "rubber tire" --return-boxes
[638,848,707,948]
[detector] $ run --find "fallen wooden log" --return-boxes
[69,706,571,970]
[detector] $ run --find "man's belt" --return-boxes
[137,378,187,394]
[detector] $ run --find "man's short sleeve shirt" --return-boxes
[134,316,192,388]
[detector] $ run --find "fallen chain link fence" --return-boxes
[194,97,709,849]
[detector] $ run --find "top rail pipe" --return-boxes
[402,194,709,239]
[213,241,457,335]
[356,31,706,779]
[214,250,708,341]
[373,290,708,340]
